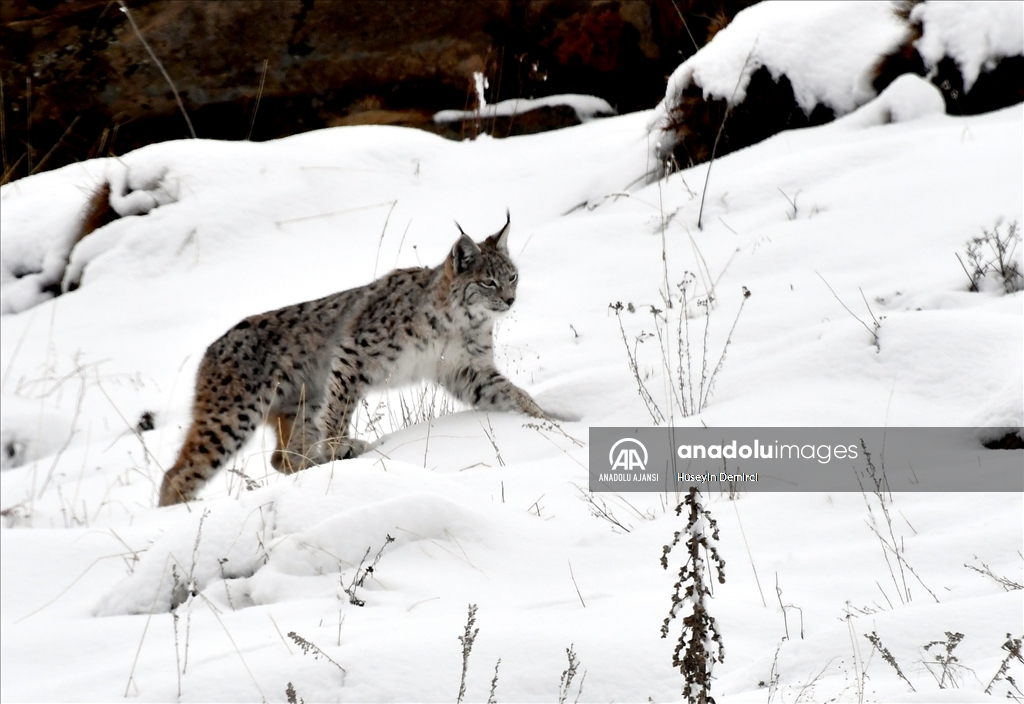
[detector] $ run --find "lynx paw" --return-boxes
[324,437,369,460]
[158,476,195,507]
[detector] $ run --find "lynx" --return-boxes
[158,215,548,506]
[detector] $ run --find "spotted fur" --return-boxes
[158,215,546,506]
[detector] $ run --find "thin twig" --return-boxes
[480,414,505,467]
[124,555,172,697]
[815,271,878,345]
[697,44,756,229]
[699,287,749,411]
[201,596,266,701]
[667,0,701,52]
[246,59,268,141]
[778,187,799,220]
[954,252,977,291]
[25,76,32,175]
[275,199,396,227]
[372,200,398,278]
[1,152,27,185]
[732,500,766,607]
[0,76,7,173]
[31,116,79,175]
[568,559,586,608]
[658,179,672,309]
[268,614,293,654]
[858,287,880,329]
[117,1,196,138]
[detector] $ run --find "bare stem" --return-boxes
[118,1,196,139]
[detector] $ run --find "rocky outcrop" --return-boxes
[0,0,757,181]
[873,1,1024,116]
[656,1,1023,172]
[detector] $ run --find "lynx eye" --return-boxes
[480,279,498,289]
[509,273,518,283]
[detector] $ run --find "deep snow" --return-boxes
[1,15,1022,704]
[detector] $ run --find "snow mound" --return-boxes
[0,158,178,315]
[0,393,78,470]
[94,466,500,616]
[658,1,908,118]
[839,73,946,127]
[913,1,1024,93]
[245,490,497,608]
[106,160,178,218]
[0,163,103,315]
[93,498,266,616]
[62,161,180,292]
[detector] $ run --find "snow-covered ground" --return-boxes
[2,12,1022,703]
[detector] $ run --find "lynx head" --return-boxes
[445,213,519,318]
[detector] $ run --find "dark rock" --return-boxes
[661,3,1022,172]
[0,0,758,181]
[873,38,1023,116]
[665,66,835,170]
[927,55,1024,116]
[983,431,1024,450]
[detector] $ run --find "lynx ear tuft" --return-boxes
[451,233,482,274]
[486,211,511,253]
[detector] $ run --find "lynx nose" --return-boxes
[504,295,515,307]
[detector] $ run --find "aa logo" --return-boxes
[608,438,648,471]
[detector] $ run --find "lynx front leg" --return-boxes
[316,356,371,461]
[442,364,548,419]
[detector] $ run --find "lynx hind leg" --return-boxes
[159,408,257,506]
[158,345,264,506]
[269,412,296,473]
[269,411,324,474]
[268,409,367,474]
[159,422,217,506]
